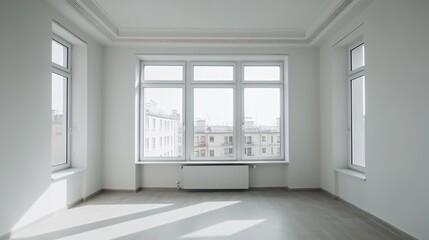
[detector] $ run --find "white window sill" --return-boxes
[137,160,288,165]
[335,168,366,181]
[51,168,84,182]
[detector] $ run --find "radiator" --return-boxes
[182,165,249,190]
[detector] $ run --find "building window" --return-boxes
[51,36,71,172]
[349,42,365,171]
[245,136,252,144]
[145,138,149,151]
[224,148,233,156]
[139,60,285,161]
[262,147,267,154]
[245,147,253,156]
[224,136,233,145]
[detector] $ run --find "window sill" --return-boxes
[137,160,288,165]
[335,168,366,181]
[51,168,84,182]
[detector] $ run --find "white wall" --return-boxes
[0,0,103,236]
[102,45,320,190]
[319,0,429,239]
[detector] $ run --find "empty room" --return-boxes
[0,0,428,239]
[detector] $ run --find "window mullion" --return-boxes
[236,62,243,160]
[185,61,193,161]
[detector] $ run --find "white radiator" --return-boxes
[182,165,249,190]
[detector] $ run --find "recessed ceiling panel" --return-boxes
[94,0,329,30]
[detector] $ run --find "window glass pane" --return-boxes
[143,66,183,81]
[351,44,365,71]
[143,88,183,157]
[244,66,280,81]
[194,88,234,158]
[51,73,67,166]
[52,40,68,68]
[193,66,234,81]
[244,88,281,158]
[351,76,365,167]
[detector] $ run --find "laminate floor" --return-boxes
[10,189,403,240]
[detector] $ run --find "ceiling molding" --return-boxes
[65,0,116,41]
[64,0,355,45]
[307,0,354,42]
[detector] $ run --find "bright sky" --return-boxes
[52,40,66,67]
[51,73,64,112]
[244,88,280,126]
[142,66,281,126]
[194,88,233,126]
[144,88,183,121]
[144,88,280,126]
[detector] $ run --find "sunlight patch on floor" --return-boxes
[48,201,240,240]
[12,204,172,238]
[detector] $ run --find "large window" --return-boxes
[349,42,365,171]
[139,60,285,162]
[51,36,71,171]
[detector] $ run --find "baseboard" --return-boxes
[286,187,322,191]
[67,198,83,209]
[320,189,418,240]
[139,187,178,191]
[249,187,289,190]
[102,188,141,193]
[83,189,103,202]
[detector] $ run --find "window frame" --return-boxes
[241,84,284,161]
[51,34,72,172]
[141,62,186,83]
[349,42,365,74]
[139,59,286,162]
[191,62,236,83]
[242,61,284,83]
[190,84,237,161]
[348,41,366,172]
[139,84,186,161]
[52,35,71,72]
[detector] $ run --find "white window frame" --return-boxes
[141,62,186,83]
[190,62,237,83]
[241,84,284,161]
[51,34,71,172]
[190,84,237,161]
[139,83,186,161]
[139,59,286,162]
[242,62,283,83]
[348,41,365,172]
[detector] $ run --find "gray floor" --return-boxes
[11,189,402,240]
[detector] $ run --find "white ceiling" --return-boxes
[62,0,354,44]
